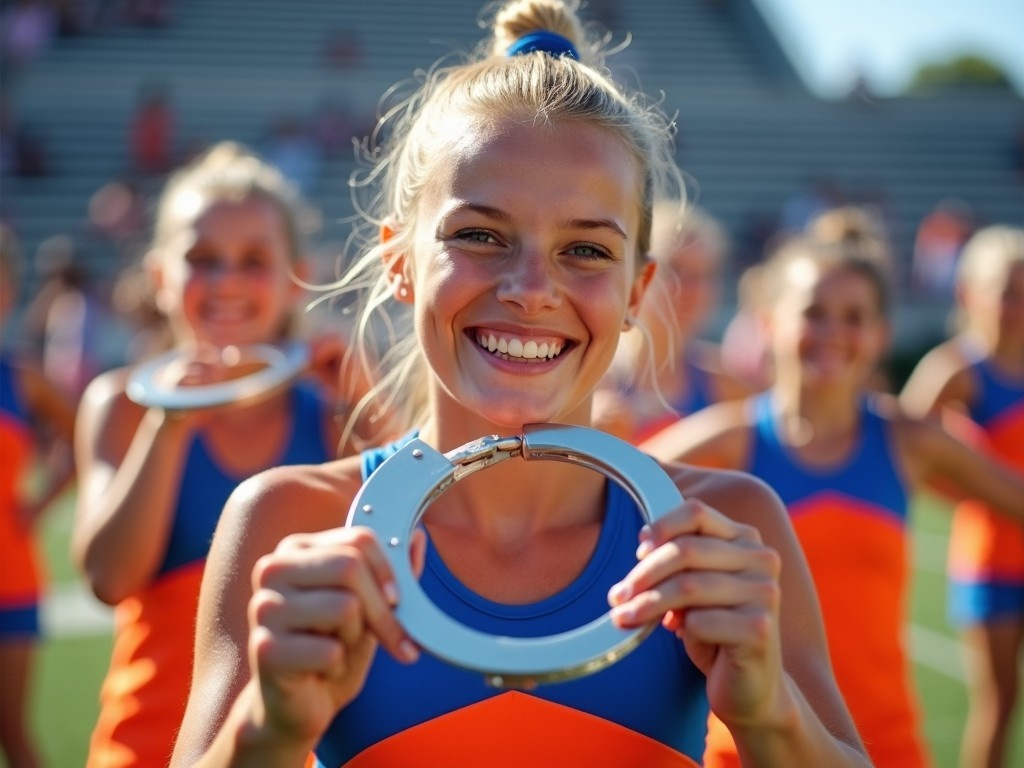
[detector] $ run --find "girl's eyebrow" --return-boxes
[559,217,627,240]
[444,203,627,240]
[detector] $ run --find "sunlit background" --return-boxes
[755,0,1024,98]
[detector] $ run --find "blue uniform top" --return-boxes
[0,356,28,421]
[748,392,908,521]
[966,357,1024,427]
[159,383,332,575]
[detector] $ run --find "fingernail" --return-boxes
[383,582,399,606]
[636,539,654,559]
[608,581,631,606]
[610,604,635,626]
[399,640,419,663]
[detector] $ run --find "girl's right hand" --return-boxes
[244,526,425,745]
[150,343,252,427]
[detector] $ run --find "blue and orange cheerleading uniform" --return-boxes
[86,385,332,768]
[704,393,929,768]
[0,355,44,641]
[310,440,709,768]
[946,357,1024,626]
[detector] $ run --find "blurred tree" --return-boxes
[907,53,1014,92]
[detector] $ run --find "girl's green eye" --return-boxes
[456,230,498,244]
[568,243,610,261]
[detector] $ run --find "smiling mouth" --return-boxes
[473,331,567,362]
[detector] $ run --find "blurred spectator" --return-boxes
[262,115,322,194]
[0,97,18,177]
[912,198,976,299]
[123,0,174,27]
[53,0,86,37]
[20,234,122,399]
[780,174,844,233]
[1012,120,1024,183]
[312,97,359,158]
[321,28,363,68]
[129,81,175,175]
[87,176,148,261]
[734,208,779,271]
[0,96,51,178]
[0,0,57,71]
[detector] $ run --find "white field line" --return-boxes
[912,527,950,575]
[43,581,113,637]
[908,623,966,682]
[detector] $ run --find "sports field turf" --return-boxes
[27,489,1022,767]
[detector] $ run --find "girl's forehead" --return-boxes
[421,119,642,222]
[166,194,281,234]
[159,195,291,257]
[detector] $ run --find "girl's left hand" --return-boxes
[608,499,785,727]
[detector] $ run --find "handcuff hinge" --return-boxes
[448,434,524,481]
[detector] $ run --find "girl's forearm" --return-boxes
[728,675,870,768]
[174,681,317,768]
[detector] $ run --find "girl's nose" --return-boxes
[496,248,562,313]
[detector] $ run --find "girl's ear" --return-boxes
[381,218,414,304]
[146,250,174,315]
[626,258,657,321]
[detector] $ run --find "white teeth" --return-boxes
[475,333,564,360]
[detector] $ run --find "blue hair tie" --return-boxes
[507,30,578,60]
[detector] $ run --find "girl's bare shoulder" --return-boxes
[222,456,368,548]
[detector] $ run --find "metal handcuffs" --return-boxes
[346,423,684,688]
[126,342,309,411]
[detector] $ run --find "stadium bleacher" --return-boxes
[4,0,1023,358]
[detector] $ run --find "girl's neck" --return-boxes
[771,379,862,436]
[417,414,608,543]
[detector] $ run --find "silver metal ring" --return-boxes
[347,423,683,688]
[125,342,309,411]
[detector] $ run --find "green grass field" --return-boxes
[24,490,1023,767]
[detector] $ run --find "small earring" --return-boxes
[621,314,634,331]
[397,285,409,299]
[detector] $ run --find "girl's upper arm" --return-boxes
[73,372,139,509]
[176,475,274,759]
[176,461,362,761]
[640,401,750,469]
[897,414,1024,517]
[899,342,973,418]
